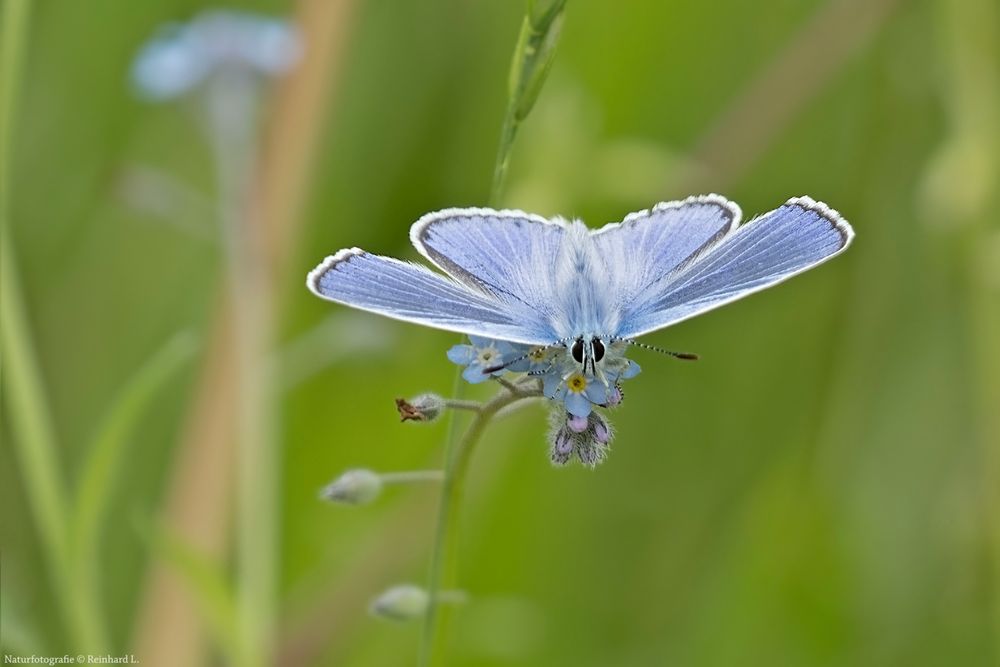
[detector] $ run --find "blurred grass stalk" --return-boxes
[489,0,567,208]
[419,2,567,666]
[70,332,197,648]
[4,5,203,655]
[682,0,901,193]
[132,2,354,665]
[204,70,279,667]
[926,0,1000,654]
[0,0,102,652]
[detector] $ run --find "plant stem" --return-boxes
[1,0,103,653]
[418,386,540,666]
[204,73,277,667]
[418,3,567,665]
[71,331,197,654]
[489,0,567,207]
[490,106,519,208]
[380,470,445,485]
[442,399,482,412]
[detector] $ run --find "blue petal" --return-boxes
[564,392,593,418]
[622,360,641,379]
[468,335,494,348]
[495,341,517,355]
[501,343,532,372]
[447,344,476,365]
[462,364,491,384]
[505,357,531,373]
[585,380,609,404]
[542,372,564,398]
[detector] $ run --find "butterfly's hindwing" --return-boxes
[593,194,742,330]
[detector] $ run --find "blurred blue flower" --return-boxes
[132,9,302,100]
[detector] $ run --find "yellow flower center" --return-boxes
[567,373,587,393]
[529,347,547,361]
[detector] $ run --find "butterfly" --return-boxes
[307,194,853,372]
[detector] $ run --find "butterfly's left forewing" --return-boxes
[615,196,854,339]
[307,248,555,344]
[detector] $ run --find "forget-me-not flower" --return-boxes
[447,336,523,384]
[444,334,645,465]
[543,370,609,418]
[132,9,301,100]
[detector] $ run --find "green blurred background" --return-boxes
[2,0,998,666]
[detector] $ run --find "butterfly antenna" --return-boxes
[482,351,531,374]
[618,337,699,361]
[482,338,570,374]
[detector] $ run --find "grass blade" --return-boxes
[71,331,199,644]
[139,521,245,665]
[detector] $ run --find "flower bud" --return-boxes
[591,414,610,444]
[550,425,574,465]
[395,393,445,422]
[319,468,383,505]
[567,414,589,433]
[547,409,616,468]
[576,441,604,467]
[605,384,623,407]
[369,584,429,621]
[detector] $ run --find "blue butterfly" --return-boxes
[307,194,854,372]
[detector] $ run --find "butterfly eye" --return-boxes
[592,338,605,362]
[571,338,584,364]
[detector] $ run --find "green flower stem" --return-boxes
[419,385,542,667]
[433,590,468,606]
[418,3,567,665]
[380,470,445,485]
[494,393,544,421]
[442,399,483,412]
[494,376,521,393]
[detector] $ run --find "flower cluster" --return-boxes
[447,336,641,467]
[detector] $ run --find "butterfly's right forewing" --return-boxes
[616,196,853,338]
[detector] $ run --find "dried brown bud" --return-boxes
[395,393,445,422]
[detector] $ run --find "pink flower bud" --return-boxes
[567,414,589,433]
